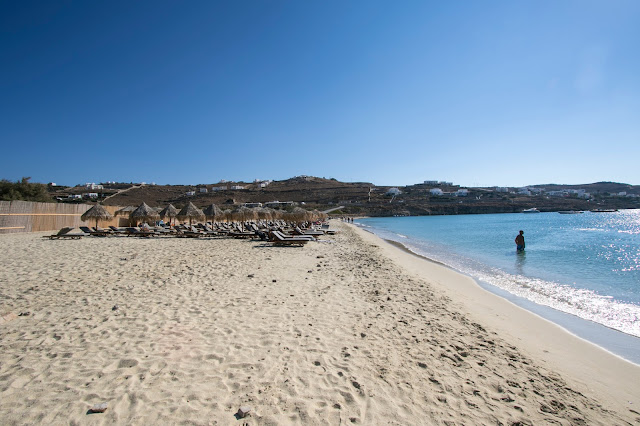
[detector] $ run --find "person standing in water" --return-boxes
[515,230,525,252]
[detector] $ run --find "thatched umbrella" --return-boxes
[231,206,256,225]
[289,207,310,225]
[130,202,160,226]
[202,203,223,224]
[223,209,233,223]
[254,207,270,221]
[115,205,136,216]
[177,202,205,226]
[81,203,113,229]
[159,204,179,226]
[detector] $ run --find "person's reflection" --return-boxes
[515,250,526,275]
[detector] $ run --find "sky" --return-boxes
[1,1,639,188]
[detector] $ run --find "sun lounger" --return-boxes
[80,226,111,237]
[109,226,128,234]
[125,227,159,237]
[45,227,87,240]
[294,226,324,237]
[269,230,312,246]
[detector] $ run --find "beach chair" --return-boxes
[80,226,110,237]
[268,230,312,246]
[109,226,127,235]
[45,227,87,240]
[293,226,324,237]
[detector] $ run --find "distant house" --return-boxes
[430,188,444,196]
[85,183,103,190]
[82,193,99,199]
[230,185,245,190]
[455,189,469,197]
[211,186,227,192]
[185,191,196,196]
[386,187,401,196]
[494,187,509,193]
[423,180,438,185]
[199,188,208,193]
[244,202,263,208]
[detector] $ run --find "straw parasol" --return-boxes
[159,204,179,226]
[81,203,113,229]
[130,202,160,225]
[115,205,136,216]
[223,209,233,223]
[177,202,205,225]
[202,203,223,224]
[289,207,310,224]
[231,206,256,224]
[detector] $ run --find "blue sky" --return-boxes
[1,1,639,187]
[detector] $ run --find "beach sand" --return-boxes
[1,222,639,424]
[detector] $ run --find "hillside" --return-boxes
[48,177,640,216]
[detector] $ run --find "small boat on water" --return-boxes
[558,211,583,214]
[522,208,540,213]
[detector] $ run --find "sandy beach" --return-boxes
[1,221,639,425]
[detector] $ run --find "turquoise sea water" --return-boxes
[356,210,640,361]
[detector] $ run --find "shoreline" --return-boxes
[348,222,640,419]
[1,223,639,423]
[375,229,640,365]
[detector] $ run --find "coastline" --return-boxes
[1,222,638,424]
[349,223,640,419]
[375,229,640,365]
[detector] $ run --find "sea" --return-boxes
[355,210,640,364]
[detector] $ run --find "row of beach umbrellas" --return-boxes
[81,202,327,228]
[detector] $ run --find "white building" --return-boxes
[210,186,227,191]
[185,191,196,196]
[430,188,444,196]
[494,187,509,193]
[230,185,245,190]
[244,202,263,208]
[386,187,401,196]
[199,188,208,193]
[85,183,104,190]
[424,180,438,185]
[455,189,469,197]
[82,193,99,199]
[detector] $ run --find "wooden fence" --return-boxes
[0,201,125,234]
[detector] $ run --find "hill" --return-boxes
[47,177,640,216]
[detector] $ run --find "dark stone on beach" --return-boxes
[352,381,361,389]
[317,255,325,258]
[19,311,30,316]
[112,305,119,311]
[247,274,254,278]
[333,403,341,409]
[272,279,277,282]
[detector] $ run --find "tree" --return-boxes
[0,177,54,202]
